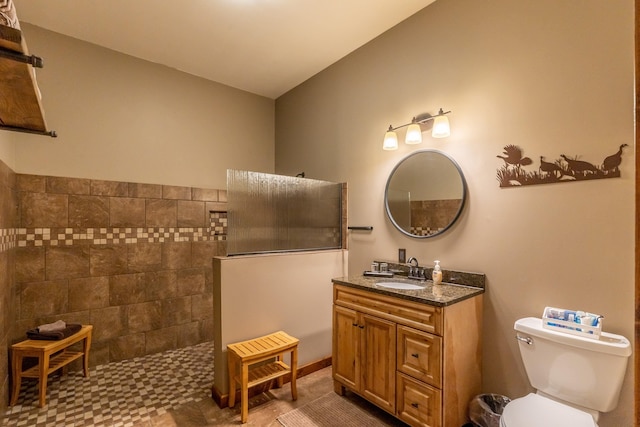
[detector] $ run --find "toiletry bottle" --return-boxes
[432,260,442,286]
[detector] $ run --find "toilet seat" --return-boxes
[500,393,597,427]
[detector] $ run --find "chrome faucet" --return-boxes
[406,257,424,280]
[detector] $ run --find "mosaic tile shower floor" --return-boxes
[2,342,214,427]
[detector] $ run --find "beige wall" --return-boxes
[275,1,634,425]
[11,24,275,189]
[0,133,15,170]
[212,250,348,395]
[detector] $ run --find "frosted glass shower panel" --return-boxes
[227,170,342,255]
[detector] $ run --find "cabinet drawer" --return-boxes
[396,373,442,427]
[334,285,442,335]
[397,325,442,388]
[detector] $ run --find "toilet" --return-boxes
[501,317,631,427]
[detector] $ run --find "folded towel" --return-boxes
[37,320,67,333]
[27,323,82,341]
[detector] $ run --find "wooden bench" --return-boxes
[227,330,299,423]
[10,325,93,407]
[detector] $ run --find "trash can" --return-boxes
[468,393,511,427]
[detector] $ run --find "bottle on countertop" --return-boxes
[432,260,442,286]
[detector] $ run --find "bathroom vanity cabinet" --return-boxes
[332,280,483,427]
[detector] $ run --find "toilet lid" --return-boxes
[501,393,596,427]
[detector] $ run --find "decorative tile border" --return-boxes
[410,226,443,237]
[0,228,17,252]
[17,226,226,247]
[210,211,228,236]
[0,212,231,251]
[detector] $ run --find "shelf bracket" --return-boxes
[0,48,43,67]
[0,124,56,137]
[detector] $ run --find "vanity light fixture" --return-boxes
[382,108,451,150]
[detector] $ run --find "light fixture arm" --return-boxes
[382,107,451,150]
[387,108,451,131]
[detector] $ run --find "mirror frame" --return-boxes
[384,149,467,239]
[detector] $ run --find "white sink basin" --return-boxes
[376,281,425,290]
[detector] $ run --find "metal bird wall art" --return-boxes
[496,144,627,188]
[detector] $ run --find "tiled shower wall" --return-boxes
[12,174,227,373]
[0,159,17,412]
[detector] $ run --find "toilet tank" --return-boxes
[514,317,631,413]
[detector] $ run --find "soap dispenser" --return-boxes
[432,260,442,286]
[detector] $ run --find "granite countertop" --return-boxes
[332,275,484,307]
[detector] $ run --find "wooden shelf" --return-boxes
[0,23,56,137]
[21,350,84,378]
[234,360,291,389]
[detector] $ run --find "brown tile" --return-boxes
[128,243,162,272]
[46,246,90,280]
[15,246,45,283]
[19,192,68,227]
[90,245,129,276]
[176,268,205,296]
[145,327,178,354]
[0,256,10,338]
[177,321,202,348]
[200,318,214,342]
[218,190,227,202]
[205,201,227,213]
[110,273,146,305]
[38,310,91,329]
[162,296,192,327]
[161,242,191,270]
[177,200,205,227]
[128,301,162,333]
[162,185,191,200]
[144,270,177,301]
[90,306,126,341]
[19,280,68,319]
[128,182,162,199]
[91,180,128,197]
[191,293,213,320]
[13,319,35,342]
[69,277,109,312]
[0,186,17,229]
[110,333,146,361]
[191,188,218,202]
[68,195,109,228]
[0,159,10,187]
[146,199,177,227]
[88,340,110,366]
[192,241,223,267]
[16,174,45,193]
[46,176,90,195]
[110,197,146,227]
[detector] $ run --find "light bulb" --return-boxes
[405,123,422,145]
[431,115,450,138]
[383,128,398,150]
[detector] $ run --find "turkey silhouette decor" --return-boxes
[496,144,627,188]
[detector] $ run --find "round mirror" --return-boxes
[385,150,467,238]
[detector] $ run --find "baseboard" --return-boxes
[211,356,332,408]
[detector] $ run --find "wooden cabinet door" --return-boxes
[397,325,442,388]
[333,305,359,390]
[360,313,396,413]
[396,373,442,427]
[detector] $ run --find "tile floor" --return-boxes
[1,341,403,427]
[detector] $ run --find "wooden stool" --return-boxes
[227,330,299,423]
[10,325,93,407]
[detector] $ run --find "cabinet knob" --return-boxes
[358,325,364,329]
[411,353,419,358]
[411,402,419,408]
[352,323,358,327]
